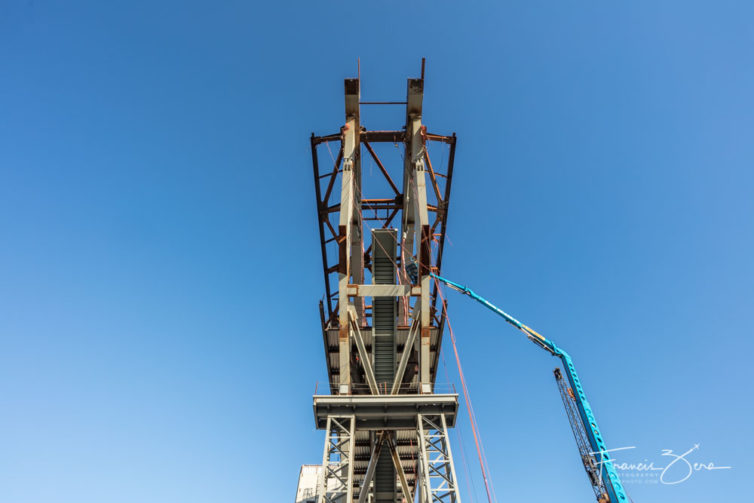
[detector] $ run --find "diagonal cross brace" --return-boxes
[391,315,420,394]
[348,307,379,395]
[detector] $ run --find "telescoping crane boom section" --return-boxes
[430,273,629,503]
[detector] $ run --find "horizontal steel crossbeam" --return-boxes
[314,394,459,430]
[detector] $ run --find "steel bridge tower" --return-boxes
[301,65,462,503]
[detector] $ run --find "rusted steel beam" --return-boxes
[362,198,403,212]
[362,197,401,204]
[423,132,455,143]
[430,133,456,313]
[323,218,338,242]
[322,147,344,207]
[311,135,334,318]
[430,213,442,237]
[360,206,399,228]
[319,300,335,393]
[420,225,431,278]
[362,130,405,143]
[363,206,402,213]
[436,133,456,267]
[313,72,458,403]
[383,207,400,228]
[312,132,342,145]
[429,300,447,385]
[363,140,401,197]
[362,206,402,212]
[364,214,399,221]
[359,101,407,105]
[423,145,443,205]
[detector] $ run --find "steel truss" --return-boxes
[554,368,609,502]
[307,63,462,503]
[311,75,457,395]
[418,414,461,503]
[318,415,356,503]
[312,130,456,336]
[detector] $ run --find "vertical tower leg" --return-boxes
[417,414,461,503]
[318,415,356,503]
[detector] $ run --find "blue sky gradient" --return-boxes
[1,1,752,502]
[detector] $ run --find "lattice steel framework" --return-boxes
[417,414,461,503]
[318,415,356,503]
[554,368,609,503]
[308,62,461,503]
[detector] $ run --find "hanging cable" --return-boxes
[441,347,477,503]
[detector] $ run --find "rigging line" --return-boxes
[324,140,337,165]
[435,279,496,503]
[441,345,477,503]
[435,280,498,503]
[477,424,500,503]
[434,282,499,503]
[456,421,478,503]
[464,378,499,503]
[445,316,494,503]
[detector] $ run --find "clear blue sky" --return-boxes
[1,1,751,502]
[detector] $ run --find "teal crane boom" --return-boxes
[430,273,629,503]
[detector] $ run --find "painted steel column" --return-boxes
[317,415,356,503]
[402,77,432,393]
[417,414,461,503]
[338,78,361,395]
[441,413,462,503]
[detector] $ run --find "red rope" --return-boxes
[435,277,496,503]
[441,343,476,502]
